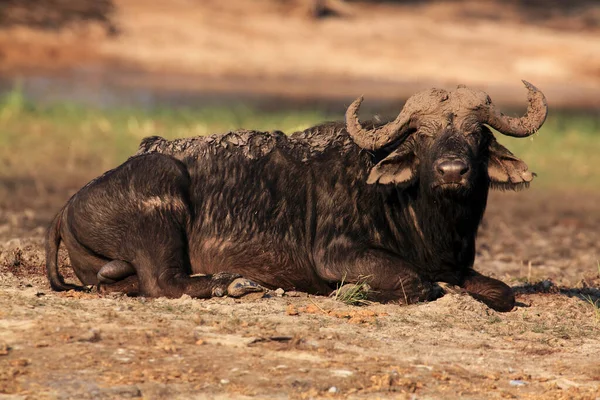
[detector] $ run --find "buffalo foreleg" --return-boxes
[126,214,262,299]
[460,270,515,312]
[97,260,139,296]
[138,267,263,299]
[318,250,441,305]
[97,266,262,299]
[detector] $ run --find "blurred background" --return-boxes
[0,0,599,212]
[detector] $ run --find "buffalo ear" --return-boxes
[488,138,534,190]
[367,147,419,185]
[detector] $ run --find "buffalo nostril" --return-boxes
[438,160,469,175]
[437,160,470,183]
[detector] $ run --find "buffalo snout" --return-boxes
[435,159,470,184]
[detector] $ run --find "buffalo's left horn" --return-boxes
[345,96,415,150]
[481,80,548,138]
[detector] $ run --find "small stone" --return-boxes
[195,339,205,345]
[114,348,133,363]
[286,304,299,316]
[274,288,285,297]
[286,291,307,297]
[509,380,527,387]
[5,238,21,249]
[0,393,27,400]
[220,379,230,385]
[331,369,354,378]
[10,359,29,367]
[78,329,101,343]
[554,378,579,390]
[328,386,338,393]
[304,304,321,314]
[91,385,141,399]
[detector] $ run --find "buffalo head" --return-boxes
[345,81,548,194]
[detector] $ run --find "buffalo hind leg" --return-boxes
[138,266,264,299]
[98,275,140,296]
[96,269,262,299]
[460,269,515,312]
[115,162,263,299]
[130,220,263,299]
[97,260,136,284]
[97,261,139,296]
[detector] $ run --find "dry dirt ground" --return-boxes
[1,0,600,108]
[1,187,599,399]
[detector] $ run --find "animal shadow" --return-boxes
[512,279,600,308]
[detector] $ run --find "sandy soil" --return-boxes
[1,187,599,399]
[1,0,600,108]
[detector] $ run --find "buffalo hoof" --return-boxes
[426,282,446,302]
[460,270,516,312]
[227,278,264,298]
[209,272,264,298]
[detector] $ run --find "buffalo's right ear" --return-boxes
[367,147,419,185]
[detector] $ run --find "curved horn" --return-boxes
[482,80,548,138]
[345,96,414,150]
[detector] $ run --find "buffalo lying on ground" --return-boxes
[46,81,547,312]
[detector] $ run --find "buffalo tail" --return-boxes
[45,209,81,291]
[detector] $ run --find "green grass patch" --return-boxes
[0,87,598,191]
[0,88,329,183]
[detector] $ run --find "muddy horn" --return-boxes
[481,80,548,138]
[345,96,416,150]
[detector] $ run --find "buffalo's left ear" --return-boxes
[367,147,419,185]
[488,138,534,190]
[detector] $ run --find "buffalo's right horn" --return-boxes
[345,96,415,150]
[481,80,548,138]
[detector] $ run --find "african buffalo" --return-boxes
[46,81,547,311]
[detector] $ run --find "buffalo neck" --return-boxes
[381,182,489,282]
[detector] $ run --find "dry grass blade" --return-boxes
[583,295,600,325]
[333,274,373,306]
